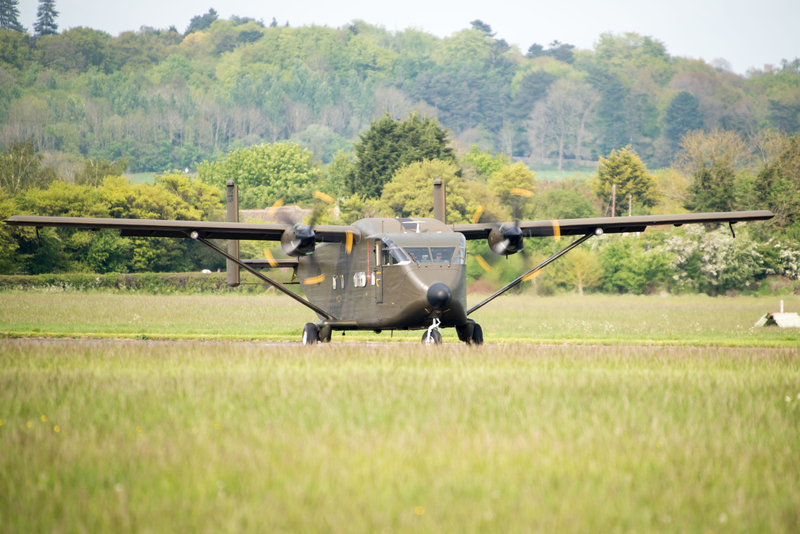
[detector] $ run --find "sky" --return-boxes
[19,0,800,75]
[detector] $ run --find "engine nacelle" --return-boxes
[488,225,524,256]
[281,225,316,257]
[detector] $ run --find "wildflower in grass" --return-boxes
[415,506,425,515]
[41,415,47,422]
[192,427,199,433]
[786,396,791,402]
[0,419,3,426]
[136,426,142,433]
[26,421,32,428]
[54,426,60,433]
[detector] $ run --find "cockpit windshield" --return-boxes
[381,237,410,265]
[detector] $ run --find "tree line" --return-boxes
[0,11,798,176]
[2,109,799,296]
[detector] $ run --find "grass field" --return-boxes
[0,340,798,532]
[1,294,798,532]
[1,292,798,347]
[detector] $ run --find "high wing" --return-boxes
[453,210,774,239]
[4,216,361,243]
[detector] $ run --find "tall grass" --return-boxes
[0,341,798,532]
[0,292,798,346]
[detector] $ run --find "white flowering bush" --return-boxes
[665,226,764,293]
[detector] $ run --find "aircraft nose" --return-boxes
[427,283,452,310]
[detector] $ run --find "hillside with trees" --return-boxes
[1,8,799,296]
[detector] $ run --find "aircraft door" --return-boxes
[373,240,383,304]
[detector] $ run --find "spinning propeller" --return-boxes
[471,187,534,272]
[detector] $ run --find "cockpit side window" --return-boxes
[453,235,466,264]
[381,237,410,265]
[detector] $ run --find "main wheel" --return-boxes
[302,323,319,345]
[469,323,484,346]
[421,329,442,345]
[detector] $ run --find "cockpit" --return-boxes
[380,235,466,266]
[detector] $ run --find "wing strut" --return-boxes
[189,232,336,321]
[467,231,597,316]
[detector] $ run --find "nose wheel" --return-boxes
[422,318,443,345]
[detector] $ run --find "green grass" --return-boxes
[1,341,798,532]
[1,292,798,347]
[531,164,597,182]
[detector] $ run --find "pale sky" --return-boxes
[19,0,800,75]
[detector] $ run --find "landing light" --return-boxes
[190,231,199,239]
[595,228,604,236]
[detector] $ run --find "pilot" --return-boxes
[434,251,445,263]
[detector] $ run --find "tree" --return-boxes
[33,0,58,37]
[756,134,800,229]
[592,146,658,216]
[348,113,456,198]
[664,91,703,144]
[676,129,750,213]
[488,162,537,219]
[469,20,495,38]
[559,247,603,296]
[463,145,509,177]
[380,159,470,223]
[197,142,322,208]
[0,139,56,194]
[0,0,24,32]
[528,80,598,171]
[185,8,219,35]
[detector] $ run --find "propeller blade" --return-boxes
[302,274,325,285]
[475,254,492,272]
[267,199,284,219]
[345,232,353,254]
[313,191,335,204]
[511,188,533,198]
[471,205,485,224]
[521,269,541,282]
[551,220,561,242]
[263,248,278,268]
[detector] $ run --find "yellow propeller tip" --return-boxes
[511,188,534,198]
[313,191,335,204]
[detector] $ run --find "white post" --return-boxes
[780,300,784,313]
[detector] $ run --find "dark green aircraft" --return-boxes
[5,179,774,345]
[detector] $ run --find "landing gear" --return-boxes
[470,323,483,345]
[456,319,483,346]
[302,323,318,345]
[422,329,442,345]
[422,318,442,345]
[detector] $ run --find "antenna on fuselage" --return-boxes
[433,177,446,224]
[226,180,240,287]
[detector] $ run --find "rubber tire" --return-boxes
[421,329,442,345]
[302,323,319,345]
[470,323,484,346]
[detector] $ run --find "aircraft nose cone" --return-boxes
[427,283,452,310]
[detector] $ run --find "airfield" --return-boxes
[1,292,799,532]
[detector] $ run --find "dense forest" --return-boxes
[1,6,800,296]
[1,9,799,171]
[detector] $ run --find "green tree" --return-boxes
[488,162,537,219]
[557,247,603,295]
[0,0,24,32]
[677,129,750,213]
[33,0,58,37]
[185,8,218,36]
[664,91,703,144]
[463,145,509,177]
[197,142,322,208]
[0,139,56,194]
[348,113,456,198]
[380,159,470,223]
[592,146,658,216]
[756,134,800,229]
